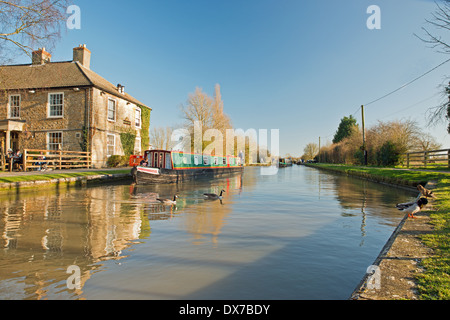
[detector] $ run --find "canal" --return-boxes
[0,165,417,300]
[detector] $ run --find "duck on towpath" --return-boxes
[396,197,428,219]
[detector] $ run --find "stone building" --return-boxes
[0,45,151,168]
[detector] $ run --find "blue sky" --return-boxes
[16,0,450,156]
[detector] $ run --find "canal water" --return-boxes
[0,165,417,300]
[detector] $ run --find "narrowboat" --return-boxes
[278,158,292,168]
[130,150,244,184]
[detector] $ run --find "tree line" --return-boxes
[302,115,442,166]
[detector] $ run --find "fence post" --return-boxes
[59,150,62,170]
[424,151,428,168]
[23,149,27,172]
[406,153,410,168]
[1,139,4,171]
[448,149,450,168]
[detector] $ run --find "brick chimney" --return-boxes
[32,48,51,65]
[73,44,91,69]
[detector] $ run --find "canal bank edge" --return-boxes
[0,170,132,193]
[304,163,437,300]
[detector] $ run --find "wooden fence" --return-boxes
[22,149,91,171]
[402,149,450,169]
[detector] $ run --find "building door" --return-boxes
[10,132,20,152]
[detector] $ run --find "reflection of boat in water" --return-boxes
[278,158,293,168]
[131,150,244,184]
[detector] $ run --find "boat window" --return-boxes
[153,153,158,168]
[158,153,164,168]
[214,157,218,165]
[223,157,227,165]
[194,155,199,166]
[204,157,208,165]
[165,153,172,169]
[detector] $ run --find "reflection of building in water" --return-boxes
[0,186,149,299]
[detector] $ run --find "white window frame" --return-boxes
[48,92,64,118]
[107,98,116,122]
[8,94,21,119]
[47,132,63,151]
[135,108,141,128]
[107,134,115,156]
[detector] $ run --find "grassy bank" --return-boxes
[307,163,450,300]
[0,169,131,184]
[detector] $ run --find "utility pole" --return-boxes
[361,105,367,165]
[318,137,321,163]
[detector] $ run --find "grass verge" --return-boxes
[0,170,131,184]
[307,163,450,300]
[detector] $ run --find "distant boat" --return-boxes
[131,150,244,184]
[278,158,292,168]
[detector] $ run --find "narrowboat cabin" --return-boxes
[131,150,244,184]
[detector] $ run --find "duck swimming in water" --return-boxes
[203,190,226,200]
[396,197,428,219]
[156,195,178,205]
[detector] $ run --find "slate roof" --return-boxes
[0,61,149,109]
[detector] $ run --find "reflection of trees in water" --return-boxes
[309,169,415,247]
[133,172,245,246]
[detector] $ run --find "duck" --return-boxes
[156,195,178,205]
[203,190,226,200]
[396,197,428,219]
[417,185,436,199]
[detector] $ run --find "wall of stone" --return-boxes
[0,88,87,153]
[90,88,143,168]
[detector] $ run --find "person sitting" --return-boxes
[34,152,47,171]
[12,150,23,171]
[139,158,148,167]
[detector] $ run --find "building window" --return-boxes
[107,134,115,156]
[48,132,63,151]
[48,93,64,117]
[108,99,116,122]
[135,108,141,128]
[9,94,21,118]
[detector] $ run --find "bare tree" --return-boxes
[0,0,69,63]
[180,84,233,153]
[417,0,450,54]
[302,143,319,161]
[416,132,442,151]
[180,87,214,132]
[426,81,450,133]
[150,126,174,150]
[416,1,450,132]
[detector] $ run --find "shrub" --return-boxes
[376,141,400,166]
[107,155,129,167]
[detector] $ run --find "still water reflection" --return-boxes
[0,166,417,300]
